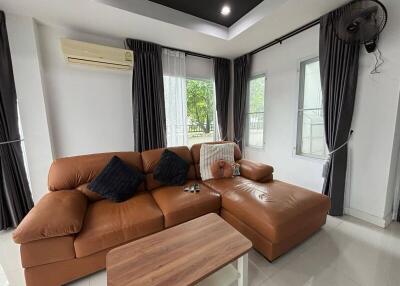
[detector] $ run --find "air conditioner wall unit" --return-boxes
[60,38,134,70]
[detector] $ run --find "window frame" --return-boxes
[245,74,266,149]
[296,57,327,160]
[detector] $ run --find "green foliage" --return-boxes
[249,77,265,113]
[186,79,214,133]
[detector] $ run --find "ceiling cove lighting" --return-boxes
[221,5,231,16]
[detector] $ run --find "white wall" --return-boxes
[351,0,400,225]
[36,24,135,158]
[245,0,400,227]
[6,14,53,202]
[245,25,324,193]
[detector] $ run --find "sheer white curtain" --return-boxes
[162,49,188,146]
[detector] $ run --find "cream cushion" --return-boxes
[199,143,235,181]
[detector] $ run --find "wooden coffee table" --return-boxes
[107,213,252,286]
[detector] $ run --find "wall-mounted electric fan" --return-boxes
[334,0,387,53]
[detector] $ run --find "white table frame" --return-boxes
[237,253,248,286]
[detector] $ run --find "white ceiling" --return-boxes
[0,0,350,59]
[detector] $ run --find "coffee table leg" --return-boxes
[238,253,248,286]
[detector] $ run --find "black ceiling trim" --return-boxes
[148,0,264,27]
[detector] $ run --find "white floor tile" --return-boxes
[263,264,361,286]
[247,260,269,286]
[89,270,106,286]
[0,268,25,286]
[68,277,90,286]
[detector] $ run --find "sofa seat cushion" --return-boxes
[151,181,221,228]
[74,191,164,258]
[204,177,330,243]
[202,177,239,195]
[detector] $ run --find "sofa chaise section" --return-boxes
[191,143,330,261]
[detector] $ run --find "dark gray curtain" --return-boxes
[214,58,231,141]
[126,39,166,152]
[320,6,360,216]
[233,54,251,150]
[0,11,33,230]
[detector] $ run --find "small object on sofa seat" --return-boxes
[13,190,88,244]
[210,160,234,179]
[232,163,241,176]
[76,183,103,202]
[184,183,200,193]
[200,143,235,181]
[154,149,189,186]
[88,156,144,202]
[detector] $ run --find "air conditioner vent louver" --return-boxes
[60,38,134,70]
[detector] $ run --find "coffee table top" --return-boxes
[107,213,252,286]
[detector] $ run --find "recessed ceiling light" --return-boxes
[221,5,231,16]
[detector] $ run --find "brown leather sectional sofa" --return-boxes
[13,142,330,286]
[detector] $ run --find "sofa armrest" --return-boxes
[13,190,88,244]
[238,159,274,182]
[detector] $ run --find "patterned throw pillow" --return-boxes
[88,156,144,202]
[154,149,189,186]
[200,143,235,181]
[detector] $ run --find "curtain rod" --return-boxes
[162,45,214,59]
[124,40,214,60]
[250,18,321,55]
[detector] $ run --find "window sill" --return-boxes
[294,153,328,163]
[245,145,265,151]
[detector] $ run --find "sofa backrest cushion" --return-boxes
[141,146,196,191]
[191,142,242,179]
[48,152,144,192]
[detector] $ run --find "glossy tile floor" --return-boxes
[1,215,399,286]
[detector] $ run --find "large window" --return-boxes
[246,75,265,148]
[163,52,216,147]
[297,57,327,159]
[186,78,216,146]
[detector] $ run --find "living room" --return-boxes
[0,0,400,285]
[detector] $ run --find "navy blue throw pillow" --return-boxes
[154,149,189,186]
[88,156,144,202]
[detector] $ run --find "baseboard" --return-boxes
[344,207,392,228]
